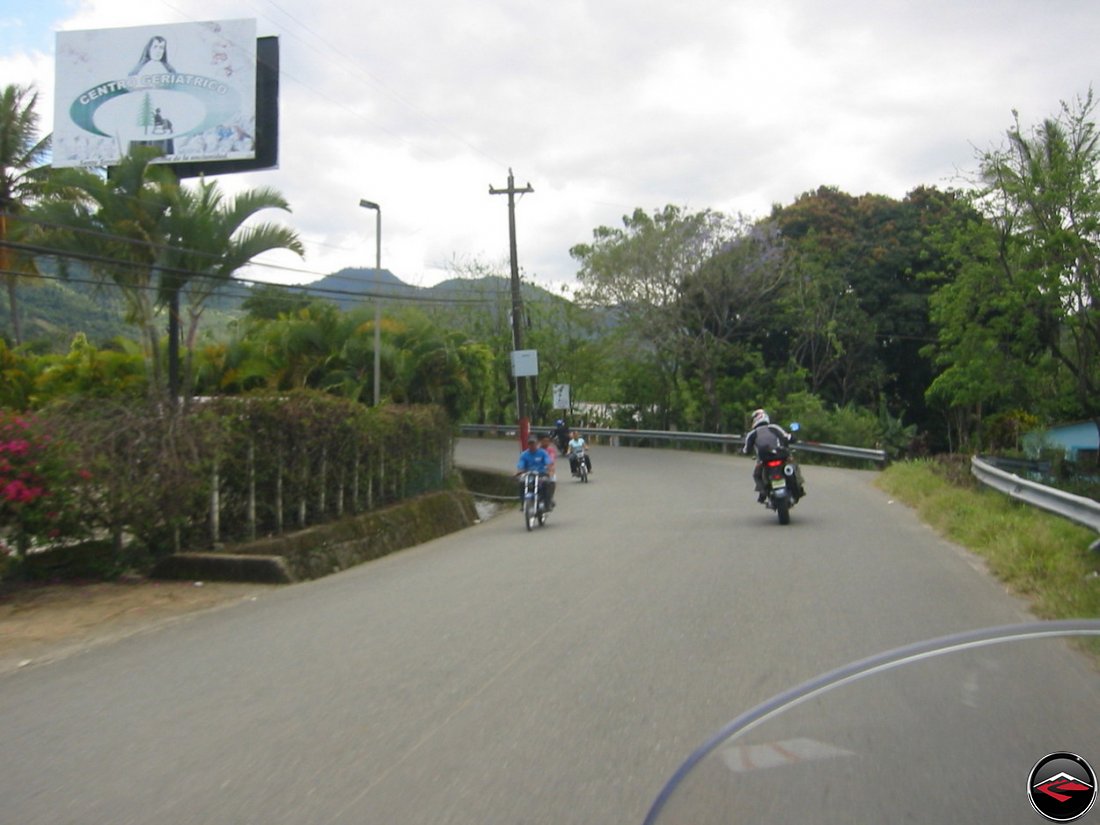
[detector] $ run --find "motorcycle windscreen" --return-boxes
[644,622,1100,825]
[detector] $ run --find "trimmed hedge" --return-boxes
[4,392,454,580]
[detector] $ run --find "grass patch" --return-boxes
[877,461,1100,643]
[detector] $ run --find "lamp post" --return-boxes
[359,199,382,406]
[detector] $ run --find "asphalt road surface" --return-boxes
[1,438,1096,824]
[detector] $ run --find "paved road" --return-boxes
[0,439,1096,824]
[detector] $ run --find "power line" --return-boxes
[1,212,505,305]
[0,241,505,306]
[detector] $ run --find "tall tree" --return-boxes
[676,219,788,430]
[419,258,519,424]
[772,185,966,433]
[159,179,304,399]
[34,153,302,400]
[33,149,176,391]
[923,208,1049,450]
[975,90,1100,416]
[0,84,51,345]
[571,205,736,428]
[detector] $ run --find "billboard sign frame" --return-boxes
[54,19,264,171]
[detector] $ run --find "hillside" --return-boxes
[294,269,563,308]
[2,269,568,351]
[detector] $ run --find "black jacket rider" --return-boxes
[743,422,790,458]
[743,423,793,499]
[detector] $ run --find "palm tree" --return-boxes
[159,179,304,398]
[388,310,491,419]
[0,84,51,345]
[34,153,303,400]
[32,148,176,390]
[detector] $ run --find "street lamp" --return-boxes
[359,199,382,406]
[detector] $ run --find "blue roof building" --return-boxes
[1023,420,1100,465]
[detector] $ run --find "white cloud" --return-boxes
[3,0,1098,287]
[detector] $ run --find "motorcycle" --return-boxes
[519,470,550,530]
[758,422,803,525]
[643,620,1100,824]
[570,448,589,483]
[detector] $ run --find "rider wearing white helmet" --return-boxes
[742,409,793,502]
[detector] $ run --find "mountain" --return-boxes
[290,267,420,310]
[2,268,570,352]
[1,278,132,349]
[287,270,567,311]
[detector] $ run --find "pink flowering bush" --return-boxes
[0,410,90,563]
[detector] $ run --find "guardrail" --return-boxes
[459,424,890,468]
[971,456,1100,552]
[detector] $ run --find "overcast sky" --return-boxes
[2,0,1098,290]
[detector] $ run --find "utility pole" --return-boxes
[490,168,534,445]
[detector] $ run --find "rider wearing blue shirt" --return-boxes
[516,436,551,474]
[516,435,554,509]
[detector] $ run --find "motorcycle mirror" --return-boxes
[790,422,800,432]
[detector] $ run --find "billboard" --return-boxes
[165,36,279,179]
[53,19,258,169]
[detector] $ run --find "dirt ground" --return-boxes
[0,578,276,675]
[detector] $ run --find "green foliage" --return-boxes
[28,151,302,398]
[241,283,313,320]
[158,178,304,394]
[1,83,53,346]
[978,91,1100,415]
[983,409,1043,453]
[676,220,789,430]
[33,333,148,402]
[0,338,35,409]
[523,289,613,422]
[32,151,177,389]
[2,395,453,580]
[771,185,970,435]
[765,392,882,449]
[572,205,743,429]
[192,301,490,422]
[8,89,1100,461]
[0,276,135,350]
[572,206,795,431]
[925,90,1100,447]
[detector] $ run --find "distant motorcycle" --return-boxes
[758,422,804,525]
[570,449,589,483]
[519,471,550,530]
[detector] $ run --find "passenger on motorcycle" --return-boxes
[741,408,794,502]
[516,435,553,510]
[567,431,592,476]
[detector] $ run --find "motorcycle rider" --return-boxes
[567,430,592,476]
[515,434,553,510]
[742,408,795,503]
[552,419,571,455]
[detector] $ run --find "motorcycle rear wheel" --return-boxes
[775,495,790,525]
